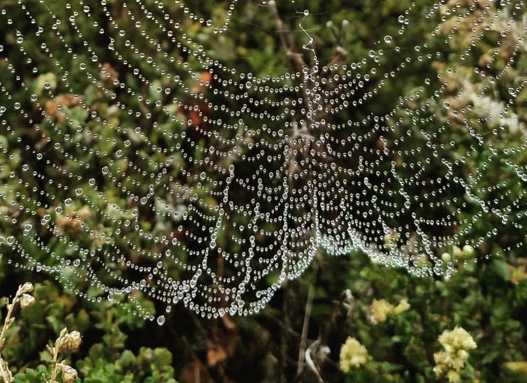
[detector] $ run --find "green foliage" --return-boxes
[13,365,50,383]
[333,249,527,383]
[0,277,177,383]
[77,347,176,383]
[13,346,178,383]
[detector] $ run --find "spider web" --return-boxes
[0,0,526,323]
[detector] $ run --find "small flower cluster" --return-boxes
[433,327,477,383]
[0,284,84,383]
[339,337,368,373]
[509,262,527,285]
[0,282,36,383]
[57,329,82,354]
[370,298,410,324]
[61,365,78,383]
[18,282,35,310]
[46,328,82,383]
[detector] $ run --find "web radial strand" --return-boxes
[0,0,526,320]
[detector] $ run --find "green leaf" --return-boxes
[490,259,511,281]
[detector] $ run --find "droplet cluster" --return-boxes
[0,0,526,323]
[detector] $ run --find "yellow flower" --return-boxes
[339,337,368,373]
[370,299,394,324]
[370,298,410,323]
[393,299,410,315]
[434,327,477,382]
[510,265,527,286]
[452,327,477,350]
[503,361,527,376]
[447,370,461,383]
[439,327,476,350]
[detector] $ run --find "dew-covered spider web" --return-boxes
[0,0,526,322]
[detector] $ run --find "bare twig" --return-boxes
[296,259,319,377]
[305,339,330,383]
[45,328,81,383]
[0,360,11,383]
[194,363,200,383]
[0,282,35,383]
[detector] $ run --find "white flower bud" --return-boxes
[19,282,34,294]
[20,294,35,310]
[61,365,78,383]
[58,330,82,352]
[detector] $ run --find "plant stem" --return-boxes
[0,296,18,354]
[0,359,13,383]
[50,342,60,383]
[0,286,25,383]
[297,259,319,376]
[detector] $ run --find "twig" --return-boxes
[0,360,11,383]
[0,282,35,383]
[279,281,290,383]
[0,295,21,353]
[45,328,81,383]
[194,363,200,383]
[296,259,319,376]
[305,340,327,383]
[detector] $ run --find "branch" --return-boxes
[296,259,319,376]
